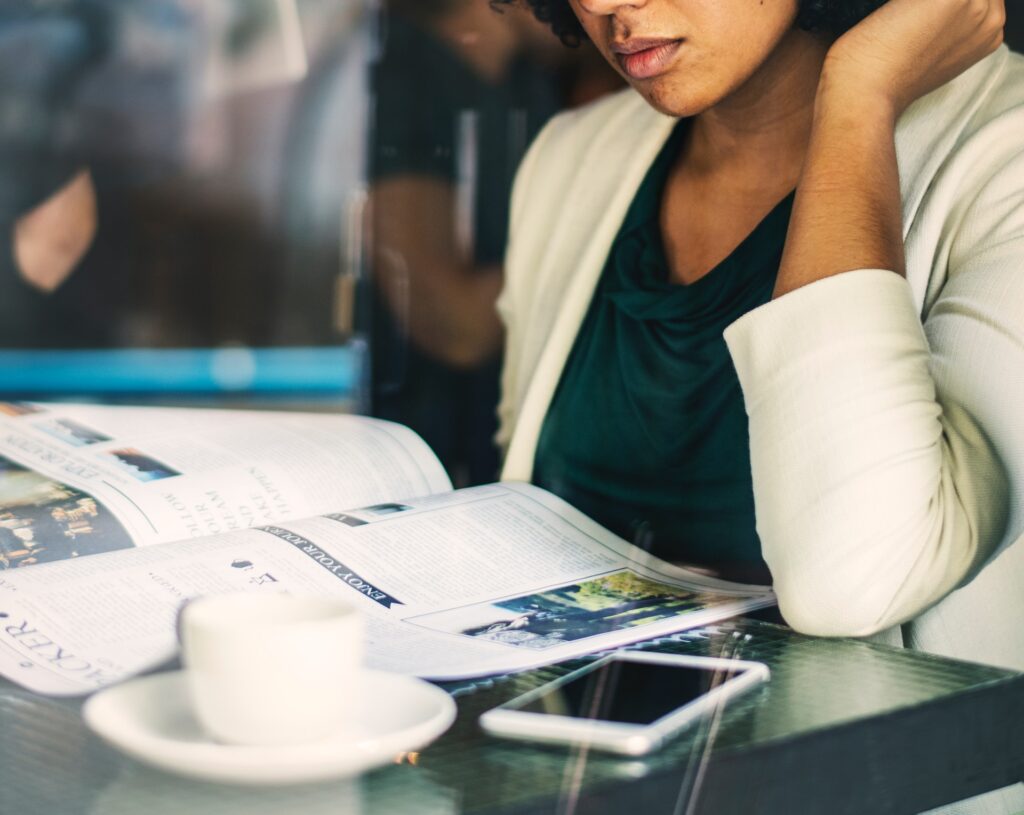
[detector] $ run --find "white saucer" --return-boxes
[83,669,456,786]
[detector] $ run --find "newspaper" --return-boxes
[0,403,773,696]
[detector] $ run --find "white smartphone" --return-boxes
[479,651,769,756]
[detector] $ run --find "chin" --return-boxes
[636,79,717,119]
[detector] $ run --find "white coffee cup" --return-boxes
[179,593,363,746]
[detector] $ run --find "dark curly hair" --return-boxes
[493,0,889,45]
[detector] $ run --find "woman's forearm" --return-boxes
[773,78,904,299]
[371,177,505,368]
[773,0,1005,298]
[401,264,505,368]
[739,26,1012,633]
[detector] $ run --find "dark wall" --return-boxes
[1008,0,1024,51]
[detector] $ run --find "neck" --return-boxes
[431,4,521,83]
[686,29,833,193]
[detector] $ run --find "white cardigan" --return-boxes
[497,46,1024,673]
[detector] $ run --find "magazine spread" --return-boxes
[0,403,774,697]
[0,401,452,561]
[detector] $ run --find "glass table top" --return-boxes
[0,619,1017,815]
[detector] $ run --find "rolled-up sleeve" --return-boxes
[724,266,1014,637]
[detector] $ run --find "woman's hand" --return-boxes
[821,0,1006,119]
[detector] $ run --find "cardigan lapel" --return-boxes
[502,101,677,481]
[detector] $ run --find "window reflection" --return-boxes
[0,0,620,464]
[369,0,619,484]
[0,1,374,408]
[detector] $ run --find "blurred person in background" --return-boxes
[369,0,566,486]
[0,1,374,360]
[0,2,112,348]
[0,0,240,351]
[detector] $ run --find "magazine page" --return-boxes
[0,482,773,696]
[0,402,451,568]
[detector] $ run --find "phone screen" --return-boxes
[509,659,745,725]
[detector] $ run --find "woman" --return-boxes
[494,0,1023,670]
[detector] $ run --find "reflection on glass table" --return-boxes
[0,619,1020,815]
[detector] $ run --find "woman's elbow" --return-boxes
[774,578,900,639]
[767,496,994,639]
[774,589,897,638]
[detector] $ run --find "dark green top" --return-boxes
[534,122,794,573]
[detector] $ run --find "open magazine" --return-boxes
[0,402,774,696]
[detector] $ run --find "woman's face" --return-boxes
[567,0,803,116]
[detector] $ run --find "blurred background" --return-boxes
[0,0,1019,487]
[0,0,622,486]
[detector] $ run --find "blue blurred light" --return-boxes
[0,347,358,396]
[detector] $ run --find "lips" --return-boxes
[612,39,683,80]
